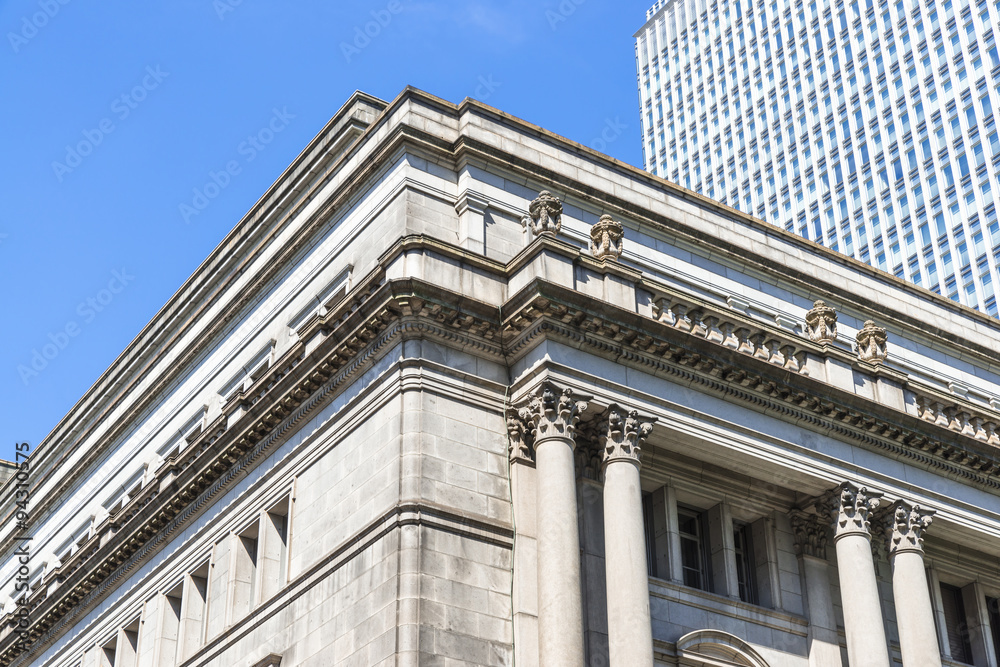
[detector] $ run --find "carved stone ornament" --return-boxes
[574,433,603,481]
[524,190,563,236]
[590,214,624,261]
[596,404,655,467]
[819,481,883,539]
[524,382,589,447]
[804,300,838,344]
[506,407,533,463]
[856,320,888,363]
[884,500,934,556]
[789,509,829,560]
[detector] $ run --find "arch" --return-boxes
[675,629,771,667]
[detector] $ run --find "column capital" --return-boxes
[819,481,883,540]
[789,509,830,560]
[523,382,589,447]
[505,407,533,463]
[882,500,935,556]
[595,404,654,468]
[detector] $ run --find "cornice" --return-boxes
[20,92,387,477]
[0,278,502,665]
[446,107,1000,369]
[500,279,1000,490]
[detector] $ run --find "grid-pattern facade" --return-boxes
[636,0,1000,315]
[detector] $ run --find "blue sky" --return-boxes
[0,0,650,460]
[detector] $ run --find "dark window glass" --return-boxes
[986,596,1000,662]
[734,522,759,605]
[941,583,973,663]
[678,507,712,592]
[642,493,656,578]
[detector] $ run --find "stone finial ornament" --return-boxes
[819,481,883,538]
[789,509,829,560]
[524,382,589,444]
[525,190,563,236]
[884,500,934,556]
[805,300,838,344]
[856,320,888,363]
[589,214,624,261]
[596,404,655,466]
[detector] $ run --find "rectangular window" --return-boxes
[179,563,209,661]
[100,617,139,667]
[642,493,657,578]
[232,523,259,620]
[678,507,712,592]
[158,583,183,667]
[258,497,290,602]
[987,596,1000,660]
[734,523,759,605]
[940,583,973,663]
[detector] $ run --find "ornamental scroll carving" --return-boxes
[856,320,888,363]
[819,481,883,538]
[883,500,934,556]
[524,190,563,236]
[595,404,655,467]
[523,382,589,446]
[804,300,838,344]
[590,214,624,261]
[789,510,829,560]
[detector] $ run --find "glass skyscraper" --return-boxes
[635,0,1000,315]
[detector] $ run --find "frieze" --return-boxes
[499,280,1000,490]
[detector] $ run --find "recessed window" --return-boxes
[232,523,259,620]
[678,506,712,591]
[258,498,290,602]
[160,583,183,667]
[940,582,973,663]
[734,522,759,605]
[179,563,209,661]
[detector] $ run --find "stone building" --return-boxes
[1,87,1000,667]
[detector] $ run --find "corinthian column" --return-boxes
[524,382,589,667]
[821,482,890,667]
[884,501,941,667]
[597,405,655,667]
